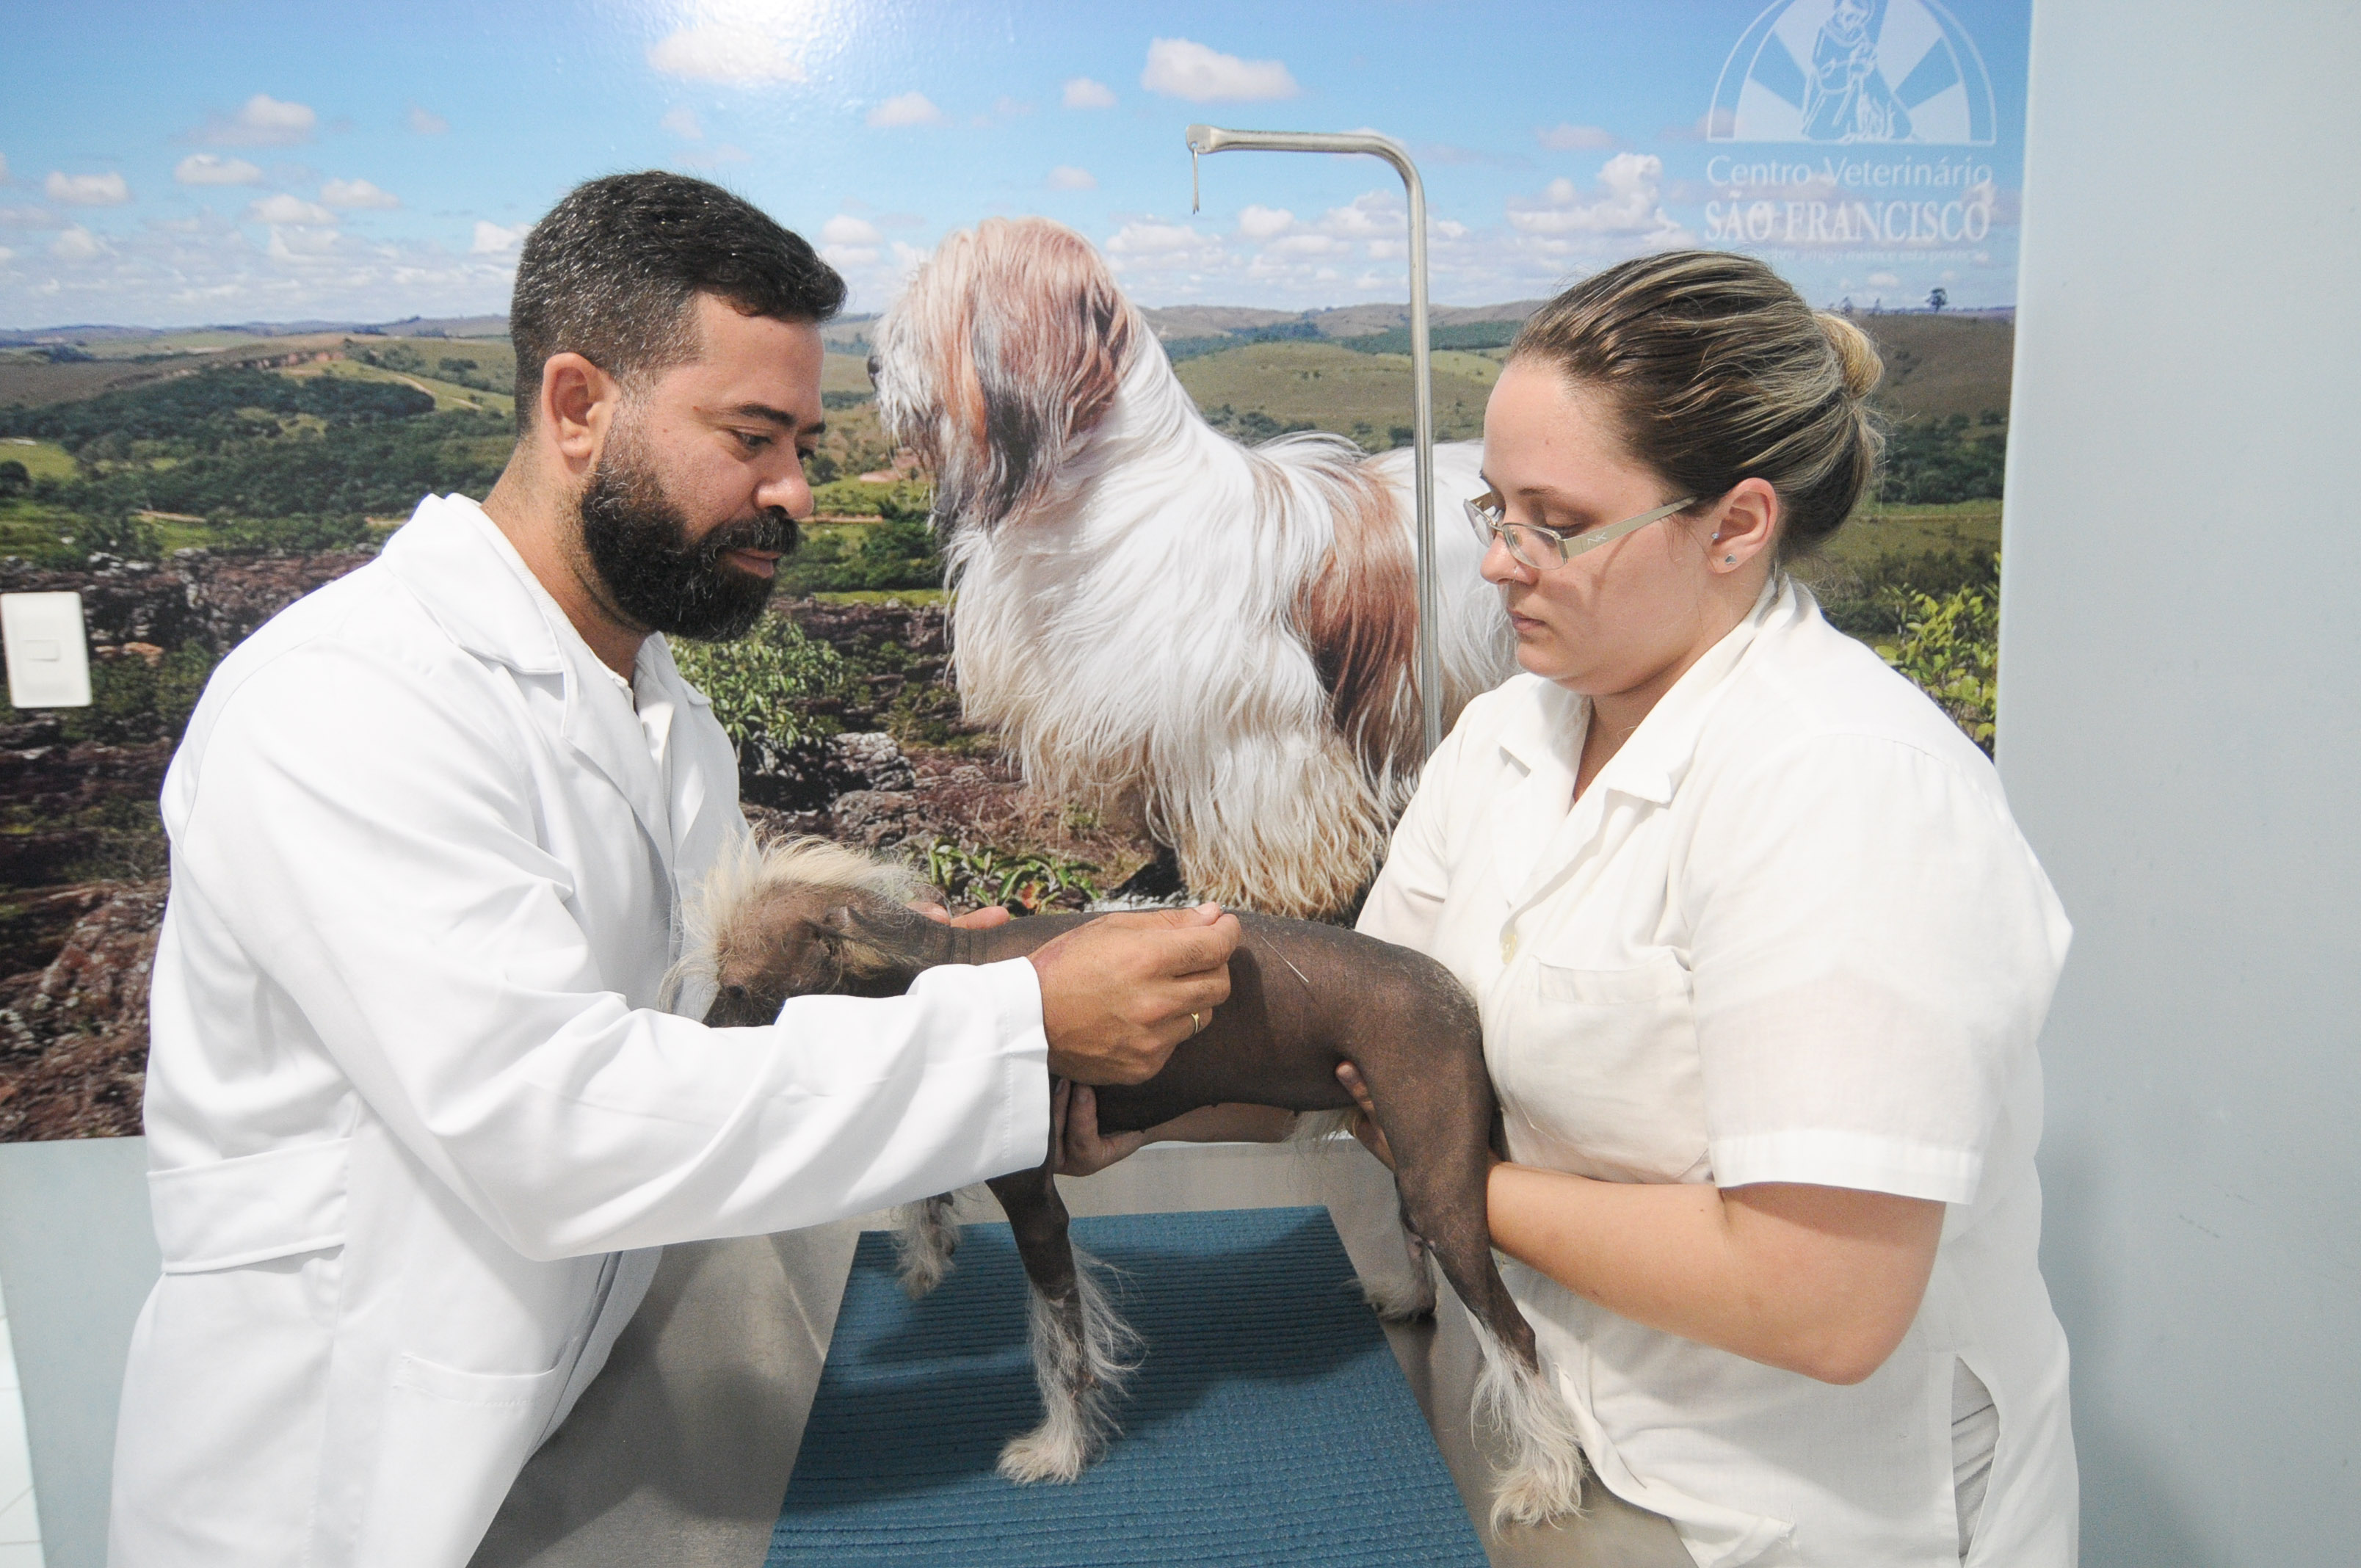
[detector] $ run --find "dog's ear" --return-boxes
[945,219,1134,527]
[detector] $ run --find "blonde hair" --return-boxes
[1509,250,1884,559]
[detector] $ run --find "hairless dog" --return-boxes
[678,838,1584,1525]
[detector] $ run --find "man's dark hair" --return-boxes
[508,171,845,433]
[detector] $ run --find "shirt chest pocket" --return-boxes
[1490,948,1711,1185]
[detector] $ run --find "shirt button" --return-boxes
[1501,931,1517,962]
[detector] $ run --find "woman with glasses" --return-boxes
[1342,251,2075,1566]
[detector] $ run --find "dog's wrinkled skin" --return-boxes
[680,839,1586,1525]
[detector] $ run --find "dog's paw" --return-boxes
[997,1426,1090,1484]
[1359,1273,1438,1323]
[1490,1457,1586,1528]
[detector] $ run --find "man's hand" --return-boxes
[1028,903,1238,1085]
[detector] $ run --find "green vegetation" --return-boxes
[778,515,943,596]
[809,478,932,520]
[913,836,1102,914]
[1175,340,1493,448]
[0,440,77,482]
[0,366,432,451]
[0,641,220,748]
[1339,321,1520,356]
[1158,319,1325,364]
[1876,578,1999,752]
[668,616,852,755]
[1879,414,2006,504]
[342,338,515,396]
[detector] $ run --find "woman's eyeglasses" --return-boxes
[1465,489,1697,573]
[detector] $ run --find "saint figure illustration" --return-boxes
[1803,0,1914,142]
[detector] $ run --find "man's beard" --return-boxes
[576,435,796,642]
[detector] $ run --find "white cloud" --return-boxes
[648,22,804,84]
[1506,153,1682,237]
[661,107,704,140]
[407,105,449,135]
[1315,192,1404,239]
[1236,203,1294,240]
[51,225,106,261]
[1537,123,1615,151]
[248,193,336,225]
[47,171,130,206]
[321,178,398,210]
[1140,37,1299,102]
[1062,76,1117,109]
[0,247,13,264]
[821,214,881,245]
[472,220,529,255]
[196,93,318,148]
[868,92,945,128]
[0,206,527,324]
[266,224,342,263]
[1048,165,1096,191]
[1106,221,1205,256]
[1272,233,1342,256]
[1867,270,1901,288]
[175,153,263,186]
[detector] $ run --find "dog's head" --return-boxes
[872,217,1138,534]
[672,838,943,1026]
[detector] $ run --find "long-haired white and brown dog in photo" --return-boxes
[870,217,1515,919]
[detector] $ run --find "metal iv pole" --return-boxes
[1183,125,1443,758]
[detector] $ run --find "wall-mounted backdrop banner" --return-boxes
[0,0,2029,1141]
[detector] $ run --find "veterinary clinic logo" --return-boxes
[1710,0,1997,146]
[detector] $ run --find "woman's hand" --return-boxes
[1335,1063,1395,1170]
[1051,1081,1153,1177]
[1051,1086,1299,1177]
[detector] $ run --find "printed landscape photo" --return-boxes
[0,298,2009,1140]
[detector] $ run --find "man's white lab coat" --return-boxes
[107,495,1051,1567]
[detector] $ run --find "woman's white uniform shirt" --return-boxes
[1359,576,2076,1567]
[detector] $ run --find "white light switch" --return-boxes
[1,592,93,708]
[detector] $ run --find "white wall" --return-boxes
[2002,3,2361,1562]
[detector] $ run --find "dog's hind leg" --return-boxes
[891,1191,964,1299]
[984,1165,1140,1484]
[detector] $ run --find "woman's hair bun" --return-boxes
[1815,311,1883,401]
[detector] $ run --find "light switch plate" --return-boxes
[1,592,93,708]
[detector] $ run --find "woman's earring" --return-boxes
[1724,554,1736,564]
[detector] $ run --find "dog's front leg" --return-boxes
[984,1162,1138,1482]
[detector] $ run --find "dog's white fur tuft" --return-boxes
[873,217,1515,919]
[662,834,935,1014]
[1468,1315,1589,1528]
[891,1192,965,1299]
[1360,1229,1440,1322]
[997,1251,1142,1484]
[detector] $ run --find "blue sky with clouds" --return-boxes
[0,0,2028,327]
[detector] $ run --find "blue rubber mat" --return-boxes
[769,1205,1487,1567]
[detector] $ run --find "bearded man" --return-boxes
[107,172,1238,1568]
